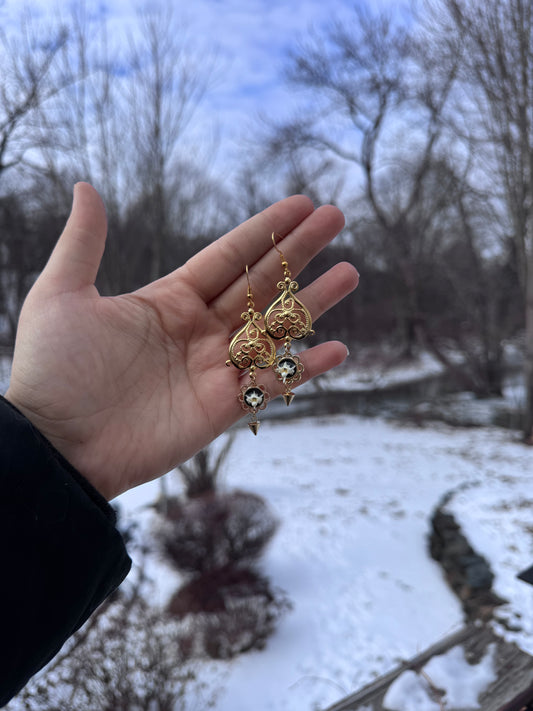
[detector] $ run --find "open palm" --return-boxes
[5,183,358,500]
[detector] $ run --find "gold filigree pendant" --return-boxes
[226,266,276,434]
[265,233,314,405]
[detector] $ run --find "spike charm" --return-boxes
[283,392,295,407]
[238,375,270,434]
[272,349,304,405]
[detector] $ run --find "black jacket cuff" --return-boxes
[0,395,132,706]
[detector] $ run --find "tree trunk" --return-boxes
[524,250,533,439]
[484,354,504,398]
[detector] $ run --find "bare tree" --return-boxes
[35,3,127,218]
[429,171,521,396]
[31,2,221,295]
[253,3,524,396]
[426,0,533,432]
[271,7,463,353]
[0,10,71,186]
[126,4,216,283]
[0,185,65,345]
[0,10,74,345]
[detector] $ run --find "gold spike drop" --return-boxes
[283,392,295,407]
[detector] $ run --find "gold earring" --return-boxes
[226,266,277,434]
[265,233,314,406]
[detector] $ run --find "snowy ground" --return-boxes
[318,350,445,392]
[116,415,533,711]
[4,347,533,709]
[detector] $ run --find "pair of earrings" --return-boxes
[226,233,314,434]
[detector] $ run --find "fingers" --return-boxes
[211,204,346,326]
[218,257,358,337]
[39,182,107,294]
[296,262,359,323]
[181,194,316,303]
[226,263,357,425]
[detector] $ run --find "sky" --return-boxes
[0,0,402,181]
[150,0,404,175]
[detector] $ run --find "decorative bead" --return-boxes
[244,387,265,409]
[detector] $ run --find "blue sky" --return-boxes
[1,0,401,180]
[181,0,403,179]
[179,0,398,159]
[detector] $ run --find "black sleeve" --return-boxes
[0,396,132,707]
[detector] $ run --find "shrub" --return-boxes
[176,434,235,499]
[154,444,291,663]
[7,573,198,711]
[158,490,279,574]
[168,566,292,659]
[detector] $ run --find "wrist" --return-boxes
[2,391,112,502]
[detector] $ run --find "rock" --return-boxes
[429,507,506,621]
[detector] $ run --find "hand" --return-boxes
[5,183,358,500]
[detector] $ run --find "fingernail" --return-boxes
[69,184,78,216]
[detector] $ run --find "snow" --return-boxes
[423,644,496,707]
[445,454,533,652]
[383,671,441,711]
[384,644,496,710]
[3,345,533,709]
[115,414,533,711]
[314,350,444,392]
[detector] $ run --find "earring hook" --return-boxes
[245,265,255,312]
[272,232,284,255]
[271,232,290,279]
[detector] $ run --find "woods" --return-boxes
[262,0,529,418]
[0,0,531,431]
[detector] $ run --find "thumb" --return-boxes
[41,182,108,293]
